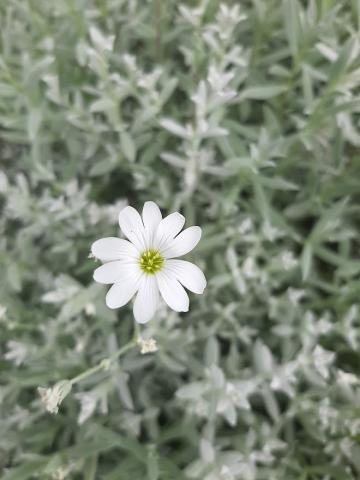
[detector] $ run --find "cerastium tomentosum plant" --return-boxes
[3,0,360,477]
[38,202,206,414]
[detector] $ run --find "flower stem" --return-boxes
[69,339,136,386]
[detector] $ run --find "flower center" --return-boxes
[139,249,164,274]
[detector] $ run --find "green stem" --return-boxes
[69,339,136,386]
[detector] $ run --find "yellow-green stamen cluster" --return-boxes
[139,249,164,274]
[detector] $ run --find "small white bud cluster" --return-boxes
[137,336,158,355]
[38,380,72,414]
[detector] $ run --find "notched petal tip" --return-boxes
[118,204,131,214]
[193,225,202,239]
[105,297,119,310]
[133,276,159,323]
[179,296,190,313]
[118,204,138,220]
[134,313,152,324]
[163,226,203,258]
[118,205,147,251]
[90,239,99,256]
[196,273,207,295]
[164,259,206,295]
[104,275,141,309]
[93,267,102,283]
[175,212,185,221]
[143,200,157,208]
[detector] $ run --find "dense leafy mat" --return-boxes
[1,1,360,479]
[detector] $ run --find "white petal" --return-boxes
[91,237,138,262]
[94,261,138,284]
[156,270,189,312]
[142,201,162,245]
[162,226,202,258]
[153,212,185,251]
[133,275,159,324]
[142,201,162,232]
[164,260,206,294]
[105,270,142,309]
[118,206,147,251]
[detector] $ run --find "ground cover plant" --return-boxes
[1,0,360,479]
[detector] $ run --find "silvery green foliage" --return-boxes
[1,0,360,478]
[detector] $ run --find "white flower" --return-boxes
[91,201,206,324]
[138,336,158,354]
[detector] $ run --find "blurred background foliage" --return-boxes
[1,0,360,478]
